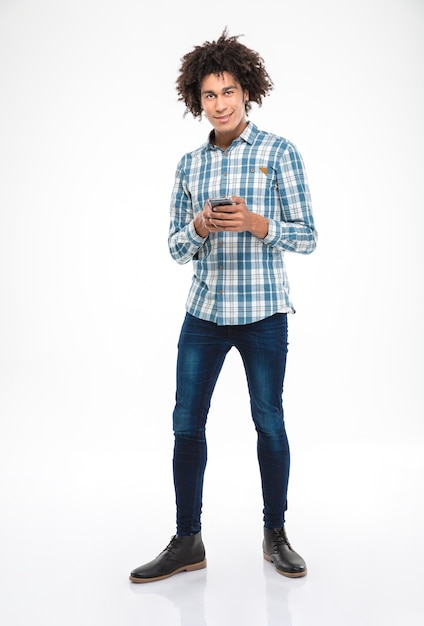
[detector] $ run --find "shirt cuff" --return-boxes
[262,219,281,246]
[187,220,207,245]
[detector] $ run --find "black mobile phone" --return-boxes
[208,197,236,211]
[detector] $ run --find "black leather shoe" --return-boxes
[129,532,206,583]
[263,527,307,578]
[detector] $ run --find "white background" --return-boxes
[1,1,423,624]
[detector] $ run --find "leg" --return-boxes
[234,313,290,529]
[235,314,307,577]
[173,313,230,536]
[129,314,229,583]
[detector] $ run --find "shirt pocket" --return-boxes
[241,165,280,218]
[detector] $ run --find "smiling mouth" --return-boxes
[215,113,232,122]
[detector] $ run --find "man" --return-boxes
[130,28,317,583]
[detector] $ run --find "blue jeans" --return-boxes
[173,312,290,536]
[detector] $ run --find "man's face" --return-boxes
[200,71,248,144]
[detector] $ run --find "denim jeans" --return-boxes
[172,312,290,536]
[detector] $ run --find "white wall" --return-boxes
[0,0,423,535]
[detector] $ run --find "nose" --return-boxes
[214,95,227,112]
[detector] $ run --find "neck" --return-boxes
[212,121,248,150]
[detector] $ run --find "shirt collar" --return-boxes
[205,121,258,151]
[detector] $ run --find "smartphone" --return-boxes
[208,197,236,211]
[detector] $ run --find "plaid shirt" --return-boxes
[168,122,317,325]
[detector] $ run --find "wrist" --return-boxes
[250,214,269,239]
[194,214,209,238]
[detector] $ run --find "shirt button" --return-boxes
[219,265,224,270]
[218,290,223,294]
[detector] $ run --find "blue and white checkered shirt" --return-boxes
[168,122,317,325]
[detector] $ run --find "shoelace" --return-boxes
[272,529,292,549]
[164,535,181,554]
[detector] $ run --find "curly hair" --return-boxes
[176,27,274,119]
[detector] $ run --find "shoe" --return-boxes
[129,532,206,583]
[263,527,307,578]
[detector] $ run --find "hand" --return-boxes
[193,199,236,237]
[206,196,269,239]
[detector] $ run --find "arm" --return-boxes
[168,164,209,265]
[264,142,317,254]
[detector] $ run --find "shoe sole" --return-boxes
[263,553,307,578]
[129,559,207,583]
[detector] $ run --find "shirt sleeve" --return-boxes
[263,142,318,254]
[168,161,207,265]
